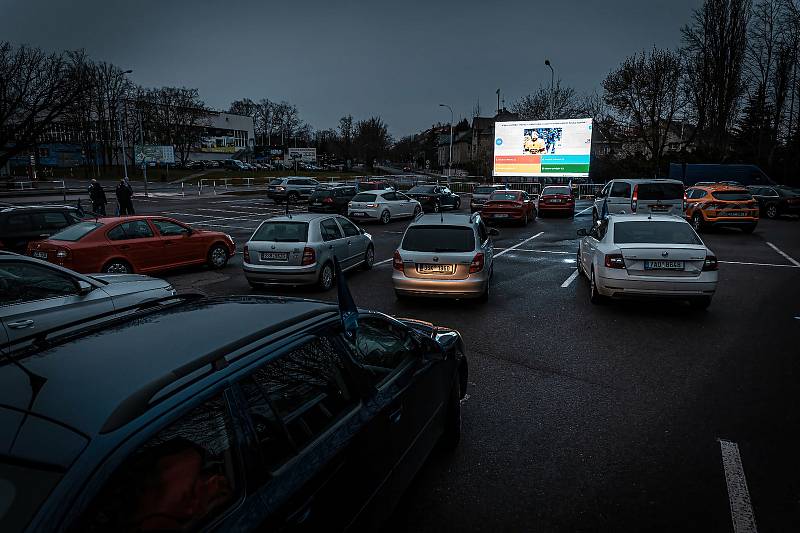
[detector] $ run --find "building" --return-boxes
[195,112,255,161]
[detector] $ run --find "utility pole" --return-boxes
[138,109,149,197]
[545,59,554,120]
[118,69,133,181]
[496,89,500,114]
[439,104,454,183]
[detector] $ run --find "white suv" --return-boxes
[593,179,686,223]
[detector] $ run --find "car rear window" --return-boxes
[637,183,684,201]
[269,178,283,185]
[613,221,702,245]
[711,190,752,201]
[48,221,102,241]
[402,225,475,252]
[352,193,377,202]
[542,186,571,195]
[0,459,63,533]
[474,186,500,194]
[251,222,309,242]
[311,189,333,198]
[408,185,437,193]
[490,192,521,201]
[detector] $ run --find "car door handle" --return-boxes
[8,319,35,329]
[389,405,403,424]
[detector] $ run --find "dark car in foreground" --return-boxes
[747,185,800,218]
[1,295,467,533]
[0,205,85,253]
[405,184,461,212]
[308,184,357,215]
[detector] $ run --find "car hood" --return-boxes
[90,273,165,284]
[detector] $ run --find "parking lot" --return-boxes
[8,190,799,531]
[98,190,796,532]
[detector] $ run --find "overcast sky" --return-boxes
[1,0,700,137]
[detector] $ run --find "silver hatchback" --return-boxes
[392,213,498,301]
[243,213,374,290]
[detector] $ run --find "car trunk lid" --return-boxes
[618,244,707,277]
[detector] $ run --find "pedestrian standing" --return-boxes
[88,179,107,215]
[116,177,135,215]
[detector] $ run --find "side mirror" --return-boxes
[77,280,94,295]
[488,228,500,236]
[184,228,193,236]
[576,228,588,237]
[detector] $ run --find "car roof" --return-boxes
[690,184,749,192]
[611,178,683,184]
[0,204,77,213]
[0,297,338,443]
[412,213,476,226]
[607,214,687,223]
[263,213,331,223]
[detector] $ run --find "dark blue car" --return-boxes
[1,295,467,532]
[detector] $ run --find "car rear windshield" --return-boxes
[269,178,283,185]
[474,186,500,194]
[408,185,436,193]
[490,192,520,201]
[711,190,752,201]
[251,221,309,242]
[542,186,571,195]
[352,193,377,202]
[637,183,684,201]
[1,459,63,533]
[310,189,333,198]
[614,221,702,245]
[48,221,102,241]
[402,225,475,252]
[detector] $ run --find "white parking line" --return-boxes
[575,205,594,216]
[720,260,799,268]
[765,242,800,267]
[494,232,544,258]
[560,269,580,288]
[719,439,758,533]
[374,258,393,266]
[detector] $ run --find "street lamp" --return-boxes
[544,60,554,120]
[439,103,453,183]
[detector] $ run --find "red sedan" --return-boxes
[537,185,575,217]
[27,216,235,274]
[480,190,537,225]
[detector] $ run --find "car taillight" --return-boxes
[469,252,485,273]
[604,253,625,269]
[55,248,70,259]
[301,247,315,266]
[703,255,718,271]
[683,192,688,211]
[276,186,285,191]
[323,197,334,204]
[393,251,404,272]
[243,245,250,264]
[631,185,638,213]
[366,203,378,208]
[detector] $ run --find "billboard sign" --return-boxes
[135,145,175,164]
[286,147,316,163]
[493,118,592,177]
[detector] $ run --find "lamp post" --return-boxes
[544,60,554,120]
[439,103,453,183]
[118,69,133,182]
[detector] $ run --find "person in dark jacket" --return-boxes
[88,179,107,215]
[116,177,135,215]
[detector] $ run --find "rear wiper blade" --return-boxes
[433,248,459,252]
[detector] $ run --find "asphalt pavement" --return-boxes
[9,190,799,531]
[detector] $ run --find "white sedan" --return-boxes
[576,214,718,309]
[347,189,422,224]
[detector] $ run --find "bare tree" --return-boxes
[603,47,686,175]
[512,81,580,120]
[136,87,210,165]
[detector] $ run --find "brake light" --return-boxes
[276,186,285,191]
[55,248,70,259]
[323,197,334,204]
[469,252,485,273]
[702,255,718,271]
[393,250,404,272]
[243,245,250,264]
[683,192,688,211]
[631,185,638,213]
[301,247,315,266]
[604,253,625,269]
[366,203,378,208]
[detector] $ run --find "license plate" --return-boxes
[351,212,366,217]
[418,263,454,274]
[493,213,509,218]
[649,205,669,212]
[32,251,47,259]
[260,252,288,261]
[313,201,322,205]
[550,199,563,203]
[644,260,684,270]
[723,211,746,217]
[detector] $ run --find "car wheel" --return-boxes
[521,212,528,226]
[413,205,422,216]
[362,245,374,270]
[288,192,299,204]
[102,259,132,274]
[477,281,490,303]
[248,280,263,290]
[439,372,462,451]
[317,262,335,291]
[691,212,704,232]
[766,203,778,219]
[577,249,585,277]
[742,224,757,234]
[207,244,229,269]
[454,197,461,209]
[590,268,605,304]
[380,210,391,224]
[690,296,712,310]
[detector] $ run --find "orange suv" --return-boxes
[685,184,759,233]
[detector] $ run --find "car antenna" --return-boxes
[334,256,358,340]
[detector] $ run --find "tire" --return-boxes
[102,259,132,274]
[577,249,585,277]
[590,268,606,304]
[520,212,528,226]
[531,208,537,221]
[690,296,712,310]
[691,212,704,232]
[766,203,778,219]
[318,262,334,291]
[207,244,229,269]
[413,205,422,217]
[454,197,461,210]
[288,192,299,204]
[248,280,263,290]
[380,210,391,224]
[742,224,757,234]
[439,373,462,451]
[477,281,490,303]
[362,245,374,270]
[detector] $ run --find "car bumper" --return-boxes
[392,271,488,298]
[243,263,320,285]
[703,218,759,227]
[309,205,340,213]
[482,212,524,221]
[538,203,574,212]
[597,270,717,298]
